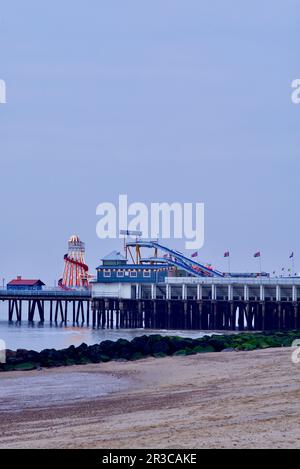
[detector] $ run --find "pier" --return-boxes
[91,277,300,331]
[1,277,300,331]
[0,290,91,325]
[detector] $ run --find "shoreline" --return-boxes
[1,330,300,372]
[0,347,299,449]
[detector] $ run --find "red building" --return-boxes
[7,276,45,291]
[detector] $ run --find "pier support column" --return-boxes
[64,301,68,324]
[197,284,202,301]
[50,300,53,323]
[198,301,202,329]
[245,303,252,330]
[92,301,96,328]
[276,285,281,302]
[277,302,282,330]
[238,305,244,331]
[228,285,233,302]
[138,300,143,328]
[87,300,90,325]
[17,300,22,322]
[153,300,157,328]
[183,301,188,329]
[294,304,298,329]
[292,286,297,303]
[243,285,249,302]
[211,285,217,301]
[167,301,172,329]
[8,300,13,321]
[210,302,217,329]
[261,303,266,331]
[260,285,265,302]
[223,302,229,330]
[27,301,32,322]
[37,300,44,322]
[230,302,236,330]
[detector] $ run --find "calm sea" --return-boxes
[0,320,219,352]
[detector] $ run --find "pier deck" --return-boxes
[1,277,300,331]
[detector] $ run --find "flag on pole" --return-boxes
[191,251,198,258]
[254,251,261,258]
[290,252,294,259]
[224,251,230,257]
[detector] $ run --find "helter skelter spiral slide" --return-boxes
[58,235,90,289]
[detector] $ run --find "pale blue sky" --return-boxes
[0,0,299,284]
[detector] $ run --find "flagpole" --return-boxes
[254,252,262,275]
[259,256,262,275]
[224,252,230,273]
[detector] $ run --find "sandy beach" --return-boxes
[0,347,299,449]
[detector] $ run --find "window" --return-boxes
[117,270,124,278]
[143,270,151,278]
[103,269,111,278]
[130,270,137,277]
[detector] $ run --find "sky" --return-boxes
[0,0,299,284]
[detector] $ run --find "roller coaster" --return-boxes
[125,239,224,277]
[57,233,269,290]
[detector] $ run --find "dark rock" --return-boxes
[151,337,171,355]
[39,348,66,367]
[131,336,152,355]
[173,349,188,356]
[14,362,37,371]
[98,340,117,358]
[99,354,110,362]
[153,352,167,358]
[86,344,102,363]
[2,330,300,373]
[168,336,195,353]
[115,338,134,359]
[131,352,144,360]
[207,337,229,352]
[194,345,215,353]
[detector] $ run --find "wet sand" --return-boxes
[0,347,299,449]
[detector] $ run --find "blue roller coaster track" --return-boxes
[126,240,224,278]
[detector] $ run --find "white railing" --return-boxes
[165,277,300,286]
[0,288,91,297]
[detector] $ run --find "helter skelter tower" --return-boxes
[60,235,89,288]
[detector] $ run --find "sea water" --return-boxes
[0,320,219,352]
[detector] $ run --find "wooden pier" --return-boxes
[91,298,300,331]
[91,276,300,331]
[0,290,91,325]
[1,276,300,331]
